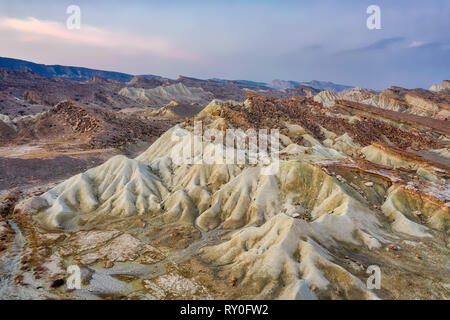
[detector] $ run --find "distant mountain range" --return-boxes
[0,57,160,82]
[268,79,354,92]
[209,78,268,87]
[0,56,354,91]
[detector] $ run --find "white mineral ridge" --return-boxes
[313,90,343,107]
[119,83,214,106]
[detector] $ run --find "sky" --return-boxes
[0,0,449,90]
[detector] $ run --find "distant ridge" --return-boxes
[300,80,354,92]
[0,57,137,81]
[210,78,268,87]
[0,57,159,82]
[268,79,354,92]
[0,56,353,90]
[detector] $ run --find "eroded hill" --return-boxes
[2,89,448,300]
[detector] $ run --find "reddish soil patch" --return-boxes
[217,93,443,150]
[0,155,110,191]
[336,100,450,136]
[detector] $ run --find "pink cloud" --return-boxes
[0,17,199,61]
[409,41,425,48]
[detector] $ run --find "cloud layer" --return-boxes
[0,16,199,61]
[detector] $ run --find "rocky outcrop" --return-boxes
[314,90,343,107]
[126,75,173,89]
[1,100,168,149]
[119,83,215,107]
[23,91,42,104]
[429,80,450,93]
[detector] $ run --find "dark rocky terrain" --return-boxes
[0,57,137,81]
[0,68,142,116]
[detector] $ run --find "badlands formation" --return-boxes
[430,80,450,93]
[0,88,449,300]
[119,83,215,107]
